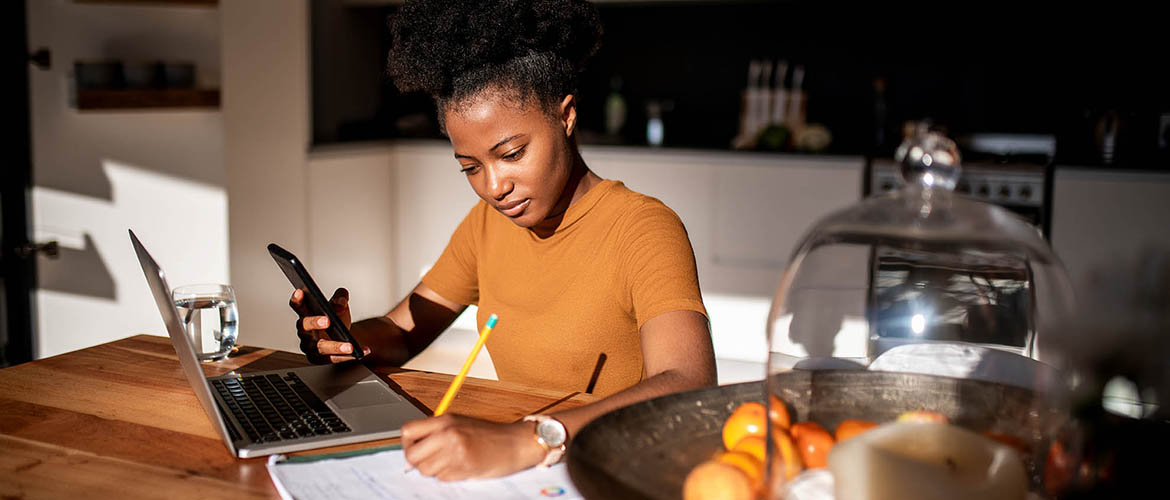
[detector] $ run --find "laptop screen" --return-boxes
[129,229,236,453]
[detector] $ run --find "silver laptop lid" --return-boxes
[129,229,236,454]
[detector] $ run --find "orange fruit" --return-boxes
[717,450,764,491]
[731,435,767,464]
[834,419,878,442]
[896,410,949,424]
[771,428,804,481]
[790,421,834,469]
[767,394,791,430]
[982,430,1029,454]
[788,421,827,440]
[722,402,768,450]
[683,460,755,500]
[1044,440,1072,496]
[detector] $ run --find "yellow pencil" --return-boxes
[433,314,497,416]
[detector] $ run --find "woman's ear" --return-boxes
[559,94,578,138]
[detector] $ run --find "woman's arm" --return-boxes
[293,282,466,366]
[400,309,716,480]
[551,309,716,437]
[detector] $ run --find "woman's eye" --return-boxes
[503,147,526,161]
[460,165,480,174]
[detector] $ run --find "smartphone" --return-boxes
[267,243,365,360]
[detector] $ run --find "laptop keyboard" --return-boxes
[212,372,351,444]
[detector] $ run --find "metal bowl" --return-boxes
[567,370,1067,500]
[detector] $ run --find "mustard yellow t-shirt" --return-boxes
[421,180,706,397]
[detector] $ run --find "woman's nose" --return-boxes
[484,164,513,201]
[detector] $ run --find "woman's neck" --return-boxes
[531,151,600,238]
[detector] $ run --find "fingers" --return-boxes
[403,432,448,475]
[317,339,370,364]
[300,315,330,332]
[316,339,354,356]
[330,288,349,308]
[401,414,451,447]
[330,288,352,327]
[402,415,455,476]
[294,287,360,364]
[288,289,308,315]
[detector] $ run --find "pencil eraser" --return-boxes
[486,314,498,329]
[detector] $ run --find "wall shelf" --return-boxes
[75,0,218,6]
[76,89,220,111]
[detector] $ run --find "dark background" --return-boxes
[311,0,1168,169]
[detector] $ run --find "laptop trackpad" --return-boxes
[327,381,395,409]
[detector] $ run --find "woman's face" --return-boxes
[445,92,578,230]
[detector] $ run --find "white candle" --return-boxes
[827,422,1027,500]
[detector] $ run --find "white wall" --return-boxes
[26,1,227,358]
[222,0,312,353]
[305,145,398,323]
[1051,168,1170,294]
[387,142,481,299]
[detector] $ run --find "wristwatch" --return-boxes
[523,415,568,467]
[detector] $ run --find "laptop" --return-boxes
[129,229,425,458]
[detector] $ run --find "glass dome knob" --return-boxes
[895,130,962,191]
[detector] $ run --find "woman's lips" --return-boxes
[498,198,530,218]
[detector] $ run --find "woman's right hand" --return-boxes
[290,287,369,363]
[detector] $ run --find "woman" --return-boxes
[290,0,715,480]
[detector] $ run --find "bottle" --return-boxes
[756,60,773,134]
[646,100,664,147]
[770,60,789,126]
[1097,110,1117,165]
[787,65,806,129]
[733,60,763,149]
[604,76,627,137]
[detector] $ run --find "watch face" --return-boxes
[537,418,567,447]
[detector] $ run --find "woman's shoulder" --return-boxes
[602,181,684,225]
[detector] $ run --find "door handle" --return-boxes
[28,48,51,70]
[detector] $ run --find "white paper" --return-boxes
[266,449,582,500]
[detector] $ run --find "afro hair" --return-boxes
[387,0,602,114]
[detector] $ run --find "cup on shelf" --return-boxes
[74,61,123,89]
[122,61,162,89]
[162,62,196,89]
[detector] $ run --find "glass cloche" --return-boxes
[767,130,1076,379]
[764,130,1079,498]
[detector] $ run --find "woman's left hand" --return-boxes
[401,414,546,481]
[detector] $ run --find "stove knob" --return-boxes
[1019,186,1033,200]
[999,186,1012,198]
[977,185,990,197]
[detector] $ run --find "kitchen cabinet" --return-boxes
[1050,167,1170,295]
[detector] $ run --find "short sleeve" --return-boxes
[619,201,708,329]
[421,202,484,306]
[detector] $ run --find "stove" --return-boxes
[865,134,1054,238]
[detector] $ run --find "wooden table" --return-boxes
[0,335,597,498]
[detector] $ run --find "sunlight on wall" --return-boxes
[767,311,869,361]
[32,160,228,358]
